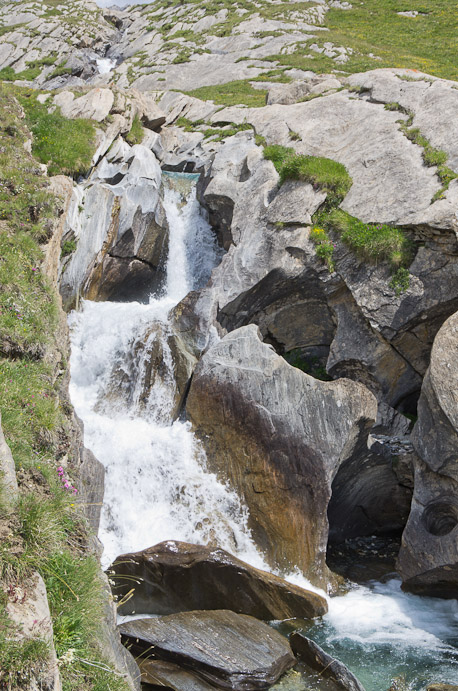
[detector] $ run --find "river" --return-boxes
[68,172,458,690]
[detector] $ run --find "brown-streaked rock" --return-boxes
[120,609,296,690]
[111,540,327,619]
[186,324,377,588]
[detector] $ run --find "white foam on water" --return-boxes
[96,57,117,74]
[69,174,262,570]
[325,578,458,651]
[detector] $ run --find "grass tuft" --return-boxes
[125,114,144,145]
[264,145,352,204]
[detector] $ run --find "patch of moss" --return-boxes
[264,145,352,204]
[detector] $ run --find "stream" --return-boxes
[68,172,458,690]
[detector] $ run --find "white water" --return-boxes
[69,175,265,570]
[96,57,117,74]
[69,172,458,689]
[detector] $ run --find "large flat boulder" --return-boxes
[111,540,327,619]
[397,309,458,596]
[120,609,296,690]
[186,325,377,587]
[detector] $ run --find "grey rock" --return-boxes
[0,412,18,505]
[120,609,296,690]
[138,659,215,690]
[266,180,326,226]
[111,540,327,620]
[6,572,61,690]
[290,632,366,691]
[210,92,441,223]
[397,309,458,597]
[53,88,114,121]
[186,324,377,587]
[347,68,458,169]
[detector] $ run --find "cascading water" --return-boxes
[69,173,265,570]
[69,172,458,690]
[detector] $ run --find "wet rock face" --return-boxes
[60,143,167,308]
[120,609,296,690]
[186,325,377,588]
[111,540,327,620]
[290,632,366,691]
[327,435,414,544]
[397,310,458,597]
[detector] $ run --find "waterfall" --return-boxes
[69,172,458,690]
[69,173,263,569]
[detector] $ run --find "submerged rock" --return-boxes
[290,632,366,691]
[186,324,377,587]
[120,609,296,690]
[111,540,327,619]
[397,310,458,597]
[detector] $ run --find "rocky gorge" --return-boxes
[0,0,457,689]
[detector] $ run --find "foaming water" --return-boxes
[69,174,261,569]
[308,578,458,689]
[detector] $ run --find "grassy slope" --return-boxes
[262,0,458,80]
[0,83,129,691]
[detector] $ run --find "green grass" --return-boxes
[16,88,97,177]
[0,597,50,691]
[0,81,129,691]
[0,233,58,358]
[317,208,413,268]
[264,145,353,204]
[125,114,144,145]
[262,0,458,81]
[186,79,267,107]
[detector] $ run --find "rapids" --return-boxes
[69,172,458,690]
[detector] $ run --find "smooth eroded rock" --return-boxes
[186,325,377,587]
[120,609,296,690]
[111,540,327,619]
[397,310,458,597]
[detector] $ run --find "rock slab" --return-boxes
[120,609,296,690]
[112,540,327,620]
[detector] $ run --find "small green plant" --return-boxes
[310,227,335,271]
[61,239,77,258]
[289,130,301,141]
[389,267,410,295]
[125,114,144,145]
[284,350,332,381]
